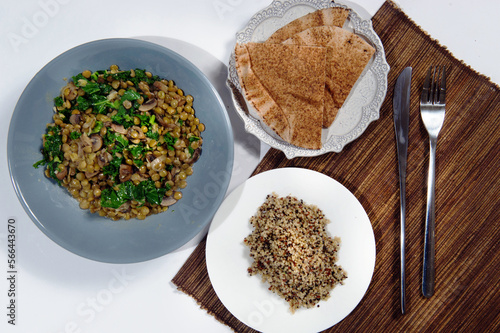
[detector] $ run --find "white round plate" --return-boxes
[206,168,376,333]
[227,0,390,158]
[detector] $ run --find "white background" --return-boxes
[1,1,499,332]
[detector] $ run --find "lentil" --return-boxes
[34,65,204,220]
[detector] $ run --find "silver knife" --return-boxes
[393,67,412,315]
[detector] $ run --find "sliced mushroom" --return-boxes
[64,82,78,101]
[80,133,93,147]
[127,126,146,140]
[85,170,99,179]
[110,123,127,135]
[186,148,202,164]
[119,164,133,182]
[152,110,177,130]
[82,117,95,131]
[76,141,84,158]
[145,153,155,163]
[69,114,82,125]
[106,90,118,101]
[161,196,177,207]
[138,81,150,93]
[153,81,169,93]
[153,110,169,127]
[150,154,167,172]
[55,166,68,180]
[117,202,131,213]
[122,100,133,109]
[76,133,92,158]
[89,134,103,152]
[97,150,112,168]
[170,166,179,177]
[138,98,157,112]
[131,172,149,183]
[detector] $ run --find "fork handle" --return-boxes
[422,137,437,297]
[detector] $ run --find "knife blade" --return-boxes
[393,67,412,315]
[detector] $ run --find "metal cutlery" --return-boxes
[420,66,447,298]
[393,67,412,314]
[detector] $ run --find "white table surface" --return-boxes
[1,1,498,332]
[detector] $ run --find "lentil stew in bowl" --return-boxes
[8,38,233,262]
[34,65,205,220]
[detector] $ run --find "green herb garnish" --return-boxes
[100,180,169,209]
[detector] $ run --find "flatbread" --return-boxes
[266,7,350,44]
[235,42,327,149]
[283,26,375,127]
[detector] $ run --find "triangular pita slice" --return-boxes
[266,7,350,44]
[283,26,375,127]
[235,42,327,149]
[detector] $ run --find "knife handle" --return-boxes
[398,162,407,314]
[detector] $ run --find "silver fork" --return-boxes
[420,66,447,298]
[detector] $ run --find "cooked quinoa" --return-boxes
[244,193,347,313]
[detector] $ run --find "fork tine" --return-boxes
[431,66,438,103]
[421,66,432,103]
[439,66,446,104]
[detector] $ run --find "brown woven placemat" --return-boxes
[172,1,500,332]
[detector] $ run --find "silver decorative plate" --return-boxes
[227,0,390,158]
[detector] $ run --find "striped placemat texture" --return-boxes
[172,1,500,332]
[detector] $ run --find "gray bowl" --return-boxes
[7,38,234,263]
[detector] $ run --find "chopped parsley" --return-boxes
[33,125,64,183]
[100,179,169,209]
[75,95,91,111]
[69,131,82,140]
[164,132,178,151]
[54,96,64,107]
[129,143,148,160]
